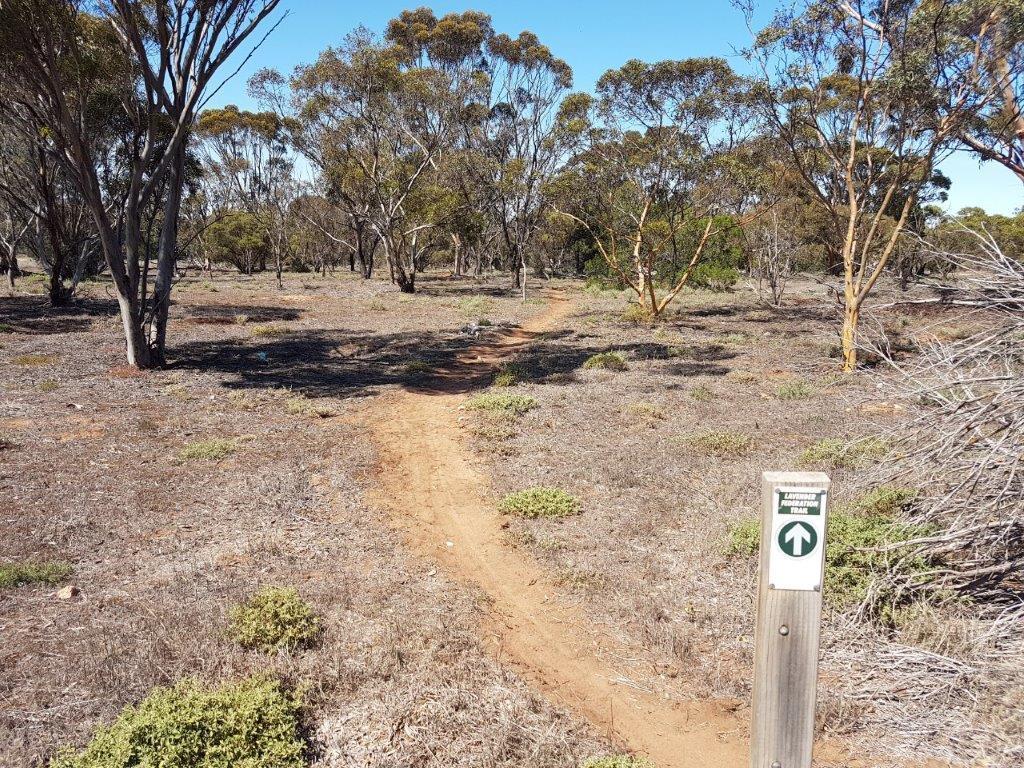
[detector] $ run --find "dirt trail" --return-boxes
[360,291,869,768]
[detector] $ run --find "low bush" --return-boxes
[583,756,653,768]
[492,363,525,387]
[250,324,289,337]
[799,437,889,469]
[457,296,493,316]
[726,518,760,556]
[690,384,714,401]
[228,586,321,652]
[402,360,433,375]
[717,332,748,345]
[178,438,236,461]
[583,351,628,371]
[0,561,72,589]
[688,430,754,457]
[465,393,538,416]
[50,677,306,768]
[498,487,581,519]
[689,262,739,292]
[39,380,59,392]
[620,303,654,325]
[825,506,932,610]
[774,380,814,400]
[841,485,918,517]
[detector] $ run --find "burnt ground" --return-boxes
[0,268,1012,766]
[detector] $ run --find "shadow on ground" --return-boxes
[174,323,739,400]
[0,295,117,336]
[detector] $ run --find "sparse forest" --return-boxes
[0,2,1022,768]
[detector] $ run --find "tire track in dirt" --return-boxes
[358,290,900,768]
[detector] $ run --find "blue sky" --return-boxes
[214,0,1022,216]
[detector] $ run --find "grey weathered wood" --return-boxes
[751,471,831,768]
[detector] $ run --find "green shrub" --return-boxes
[39,379,59,392]
[727,488,929,611]
[498,487,581,519]
[689,262,739,292]
[583,352,628,371]
[717,332,748,345]
[688,430,754,457]
[824,508,931,610]
[402,360,433,375]
[228,587,321,652]
[50,677,306,768]
[726,518,760,556]
[842,485,918,517]
[492,363,525,387]
[178,438,236,461]
[465,393,538,416]
[588,349,627,370]
[799,437,889,469]
[457,296,493,316]
[775,380,814,400]
[690,384,714,401]
[250,324,289,337]
[620,303,653,325]
[0,561,72,589]
[583,756,653,768]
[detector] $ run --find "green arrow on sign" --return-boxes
[779,521,817,557]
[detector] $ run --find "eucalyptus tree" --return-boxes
[0,0,282,367]
[476,31,573,291]
[266,11,490,293]
[197,105,295,286]
[0,129,36,291]
[0,94,100,303]
[554,58,764,317]
[743,0,1005,370]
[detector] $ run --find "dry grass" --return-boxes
[686,430,754,457]
[0,271,596,768]
[1,269,1011,767]
[12,353,57,366]
[474,277,1007,764]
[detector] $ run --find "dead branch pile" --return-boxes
[879,230,1024,606]
[837,229,1024,766]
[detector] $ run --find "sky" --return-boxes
[212,0,1023,217]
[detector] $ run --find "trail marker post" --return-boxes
[751,471,831,768]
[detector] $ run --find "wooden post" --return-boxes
[751,471,831,768]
